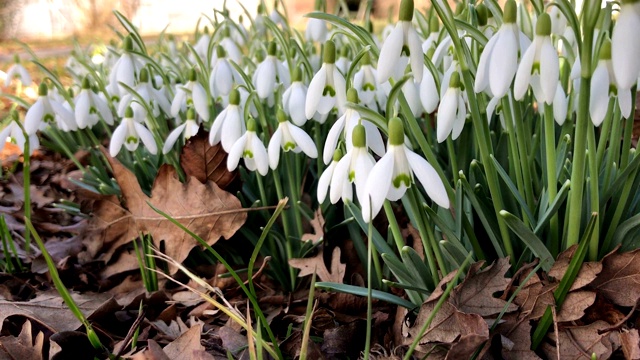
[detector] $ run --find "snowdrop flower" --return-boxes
[268,110,317,169]
[227,117,269,175]
[612,0,640,90]
[590,39,633,126]
[118,67,171,124]
[218,27,243,65]
[305,40,347,119]
[4,55,32,87]
[377,0,423,84]
[163,108,200,154]
[282,67,308,126]
[549,5,567,36]
[269,8,288,30]
[209,88,245,152]
[109,106,157,157]
[0,112,39,155]
[553,82,568,125]
[323,125,376,204]
[361,117,449,222]
[323,89,385,164]
[253,41,290,100]
[107,36,145,99]
[306,18,328,42]
[317,149,343,203]
[353,53,389,111]
[419,65,439,114]
[475,0,531,99]
[209,46,242,100]
[421,16,440,53]
[75,77,114,129]
[514,13,559,105]
[335,47,351,75]
[437,72,467,143]
[193,27,211,61]
[24,83,76,134]
[171,68,209,122]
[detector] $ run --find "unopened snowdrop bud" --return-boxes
[110,106,157,157]
[210,88,245,152]
[268,109,317,169]
[306,18,328,42]
[377,0,423,83]
[361,117,449,222]
[514,13,559,104]
[476,4,489,27]
[282,66,309,126]
[475,0,526,99]
[209,46,236,99]
[305,40,347,119]
[438,72,467,142]
[612,0,640,90]
[227,117,269,175]
[422,16,440,52]
[4,54,32,87]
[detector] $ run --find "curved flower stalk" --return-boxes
[377,0,423,84]
[227,117,269,176]
[253,41,291,100]
[118,67,171,124]
[323,89,385,164]
[163,108,200,154]
[475,0,531,99]
[110,106,158,157]
[171,68,209,122]
[306,18,328,42]
[107,36,145,99]
[25,83,77,134]
[353,53,389,111]
[0,116,39,155]
[209,88,246,152]
[305,40,347,120]
[514,13,559,105]
[75,77,114,129]
[437,72,466,142]
[4,55,32,87]
[320,124,376,204]
[209,46,240,100]
[282,67,309,126]
[361,117,449,222]
[268,110,317,169]
[591,39,634,126]
[612,0,640,90]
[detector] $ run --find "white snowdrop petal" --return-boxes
[171,89,186,117]
[489,29,518,98]
[365,152,394,221]
[377,24,404,84]
[513,41,537,100]
[553,83,568,126]
[75,92,91,128]
[227,134,247,171]
[589,64,609,127]
[110,123,128,157]
[289,124,317,158]
[405,149,450,209]
[407,25,424,83]
[134,122,158,154]
[163,124,187,154]
[364,120,386,158]
[612,6,640,89]
[24,100,44,135]
[420,68,439,114]
[289,85,308,126]
[323,115,346,164]
[268,128,283,170]
[330,154,351,204]
[251,135,269,176]
[618,88,633,119]
[474,34,498,93]
[192,83,210,121]
[209,109,227,145]
[221,109,243,152]
[539,38,559,104]
[305,65,327,119]
[317,162,336,203]
[451,96,466,140]
[437,89,459,143]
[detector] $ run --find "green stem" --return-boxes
[285,152,304,237]
[620,89,636,168]
[603,105,622,189]
[446,136,459,183]
[314,121,324,175]
[513,98,536,215]
[271,170,295,290]
[587,124,600,260]
[595,101,615,167]
[408,187,442,285]
[364,214,374,360]
[23,138,31,253]
[543,104,559,256]
[383,200,405,254]
[502,97,529,225]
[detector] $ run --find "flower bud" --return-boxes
[347,88,359,103]
[216,45,226,58]
[81,76,91,90]
[247,116,257,132]
[122,35,133,52]
[188,68,197,82]
[267,41,278,56]
[598,38,611,61]
[140,67,150,83]
[38,82,48,96]
[449,72,462,88]
[332,148,343,162]
[292,66,303,82]
[277,108,287,122]
[388,117,405,145]
[476,4,488,26]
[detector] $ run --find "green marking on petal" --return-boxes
[243,150,254,158]
[126,136,139,144]
[349,170,356,182]
[323,86,336,97]
[531,62,540,75]
[401,45,411,57]
[284,142,296,151]
[363,83,376,91]
[393,174,412,188]
[44,113,55,124]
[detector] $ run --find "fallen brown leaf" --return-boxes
[556,290,596,322]
[163,324,213,360]
[541,320,620,360]
[179,129,236,188]
[82,151,247,272]
[300,208,325,245]
[451,258,517,317]
[494,313,541,360]
[0,320,44,360]
[549,245,602,291]
[591,248,640,306]
[620,329,640,360]
[289,246,346,283]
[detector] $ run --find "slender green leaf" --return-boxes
[315,282,416,309]
[500,210,554,271]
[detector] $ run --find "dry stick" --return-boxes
[598,299,640,334]
[114,306,147,358]
[552,306,560,360]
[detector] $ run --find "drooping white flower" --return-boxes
[612,0,640,90]
[553,82,568,126]
[209,88,245,152]
[549,5,567,36]
[437,72,467,143]
[305,40,347,119]
[4,55,32,87]
[419,65,439,114]
[591,39,634,126]
[109,106,158,157]
[514,13,559,105]
[227,117,269,176]
[335,47,351,75]
[75,77,114,129]
[253,41,290,100]
[107,36,144,99]
[323,89,385,164]
[282,67,309,126]
[377,0,423,84]
[171,68,209,122]
[306,18,328,42]
[118,67,171,124]
[220,31,243,65]
[268,110,317,169]
[162,108,200,154]
[193,27,211,61]
[24,83,76,134]
[353,53,389,111]
[475,0,531,99]
[421,16,440,53]
[401,79,424,117]
[209,46,239,100]
[317,150,342,203]
[361,117,449,222]
[0,113,39,155]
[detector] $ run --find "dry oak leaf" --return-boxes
[83,151,246,271]
[180,129,237,188]
[549,245,602,291]
[451,258,517,317]
[0,320,44,360]
[556,290,596,323]
[163,324,214,360]
[513,273,555,321]
[541,320,620,360]
[590,248,640,306]
[289,246,346,283]
[494,313,541,360]
[300,208,325,245]
[620,329,640,360]
[0,290,112,333]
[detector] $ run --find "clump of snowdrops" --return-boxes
[3,0,640,356]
